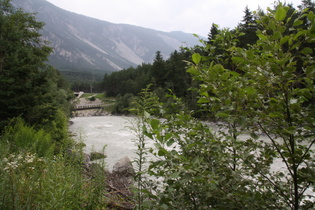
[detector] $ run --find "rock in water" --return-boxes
[113,156,135,175]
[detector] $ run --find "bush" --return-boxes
[113,93,134,115]
[1,118,54,158]
[0,118,109,209]
[0,152,107,209]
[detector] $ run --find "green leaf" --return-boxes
[300,47,313,55]
[269,21,276,31]
[187,67,199,75]
[257,33,267,41]
[269,112,283,118]
[150,119,160,130]
[200,91,209,97]
[166,139,175,147]
[144,111,150,118]
[215,112,229,118]
[192,53,201,64]
[250,132,259,140]
[275,7,287,21]
[165,133,172,141]
[293,19,303,27]
[197,97,210,103]
[280,36,290,45]
[244,87,256,95]
[169,172,180,179]
[158,148,168,156]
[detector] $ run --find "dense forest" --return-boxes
[1,0,315,209]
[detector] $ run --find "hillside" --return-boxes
[12,0,201,81]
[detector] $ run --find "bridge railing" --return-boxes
[75,103,102,110]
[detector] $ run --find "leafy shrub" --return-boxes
[1,118,54,158]
[89,96,96,101]
[0,152,107,209]
[0,120,108,209]
[113,93,135,115]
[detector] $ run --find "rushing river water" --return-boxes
[69,116,285,171]
[70,115,314,200]
[69,116,138,171]
[70,116,288,170]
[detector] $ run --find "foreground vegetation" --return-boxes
[0,0,111,208]
[130,2,315,209]
[1,0,315,209]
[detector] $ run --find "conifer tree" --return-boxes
[238,6,259,48]
[207,23,219,45]
[0,0,72,132]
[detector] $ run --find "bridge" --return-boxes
[75,103,103,110]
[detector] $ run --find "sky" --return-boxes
[45,0,303,37]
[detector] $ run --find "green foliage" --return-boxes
[101,50,193,101]
[1,118,54,158]
[0,152,108,209]
[188,2,315,209]
[131,2,315,209]
[237,6,259,48]
[0,118,109,209]
[0,1,110,209]
[113,93,135,115]
[0,0,73,132]
[128,85,162,209]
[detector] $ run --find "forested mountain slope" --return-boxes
[12,0,200,80]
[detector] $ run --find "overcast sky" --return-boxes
[45,0,303,37]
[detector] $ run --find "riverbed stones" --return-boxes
[111,156,135,187]
[113,156,135,175]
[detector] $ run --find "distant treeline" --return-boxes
[71,1,315,116]
[82,5,262,113]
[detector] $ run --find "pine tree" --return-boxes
[0,0,72,131]
[207,23,219,45]
[151,51,166,88]
[238,6,258,48]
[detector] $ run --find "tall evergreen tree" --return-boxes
[151,51,166,87]
[238,6,259,48]
[207,23,219,45]
[299,0,315,13]
[0,0,72,131]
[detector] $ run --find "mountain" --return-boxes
[12,0,201,82]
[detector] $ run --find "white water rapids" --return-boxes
[69,116,290,171]
[69,116,137,170]
[69,116,314,201]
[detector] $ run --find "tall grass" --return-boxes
[0,117,108,209]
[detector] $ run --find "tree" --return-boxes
[0,0,72,132]
[299,0,315,13]
[133,2,315,209]
[151,51,166,87]
[190,3,315,209]
[207,23,219,45]
[238,6,259,48]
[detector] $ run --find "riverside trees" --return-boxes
[0,1,110,208]
[0,0,73,135]
[132,2,315,209]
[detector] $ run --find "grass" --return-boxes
[0,118,110,209]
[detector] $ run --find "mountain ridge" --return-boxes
[12,0,201,80]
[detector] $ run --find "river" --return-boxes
[69,115,314,201]
[70,116,288,170]
[69,116,285,171]
[69,116,138,171]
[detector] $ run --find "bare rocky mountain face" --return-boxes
[13,0,200,80]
